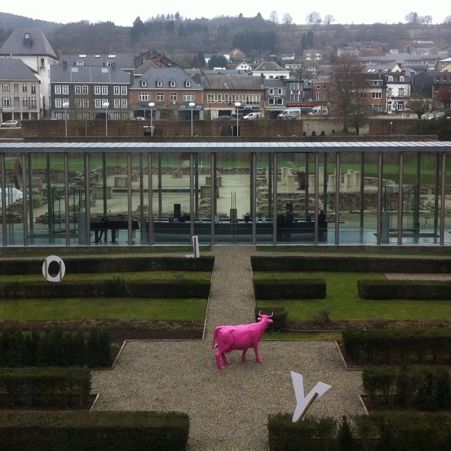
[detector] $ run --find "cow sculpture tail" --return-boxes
[212,326,221,349]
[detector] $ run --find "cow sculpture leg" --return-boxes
[215,351,230,370]
[241,349,248,362]
[253,345,262,363]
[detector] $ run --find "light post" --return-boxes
[235,101,241,137]
[102,101,109,137]
[62,101,69,137]
[189,102,195,137]
[148,102,155,137]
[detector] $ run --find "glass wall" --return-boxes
[0,146,449,248]
[194,152,212,244]
[213,152,252,243]
[153,152,191,244]
[255,152,273,244]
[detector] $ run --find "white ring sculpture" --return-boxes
[42,255,66,282]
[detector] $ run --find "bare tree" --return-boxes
[269,10,279,24]
[324,14,335,25]
[420,15,433,24]
[436,86,451,112]
[444,16,451,24]
[408,98,431,119]
[282,13,293,25]
[405,11,420,24]
[306,11,322,25]
[329,55,368,133]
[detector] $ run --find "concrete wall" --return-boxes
[18,117,426,139]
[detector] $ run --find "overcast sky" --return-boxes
[2,1,449,26]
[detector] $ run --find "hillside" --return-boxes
[1,12,450,66]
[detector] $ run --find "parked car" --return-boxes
[1,119,19,127]
[243,112,263,120]
[134,116,145,121]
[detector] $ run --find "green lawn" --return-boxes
[0,271,211,283]
[262,331,341,341]
[255,272,451,321]
[0,298,206,321]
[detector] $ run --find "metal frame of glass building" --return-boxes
[1,140,450,247]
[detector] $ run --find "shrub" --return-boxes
[0,329,112,368]
[254,307,288,331]
[254,279,326,300]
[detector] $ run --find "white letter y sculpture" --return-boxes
[291,371,331,422]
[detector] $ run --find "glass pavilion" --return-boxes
[1,140,450,247]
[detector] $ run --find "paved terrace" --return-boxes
[92,246,365,450]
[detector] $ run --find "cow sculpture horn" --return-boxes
[269,312,274,318]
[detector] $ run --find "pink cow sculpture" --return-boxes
[212,312,273,370]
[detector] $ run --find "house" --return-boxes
[0,58,41,123]
[0,28,58,117]
[235,62,252,72]
[264,79,287,118]
[383,72,411,113]
[50,63,132,120]
[200,73,264,119]
[129,67,203,120]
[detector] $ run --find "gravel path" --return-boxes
[91,246,366,450]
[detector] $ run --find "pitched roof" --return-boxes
[0,58,39,81]
[59,53,135,69]
[0,28,57,59]
[201,74,264,90]
[253,60,287,72]
[50,65,131,84]
[134,67,202,89]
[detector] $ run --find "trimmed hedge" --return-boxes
[0,329,112,368]
[268,414,336,451]
[0,367,91,408]
[362,365,451,410]
[253,279,326,300]
[268,413,451,451]
[254,307,288,331]
[251,255,451,273]
[0,279,211,299]
[342,328,451,365]
[0,255,214,275]
[358,279,451,299]
[0,410,189,451]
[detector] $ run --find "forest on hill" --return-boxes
[1,12,451,67]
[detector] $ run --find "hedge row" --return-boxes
[0,329,112,368]
[358,279,451,299]
[251,255,451,273]
[0,411,189,451]
[253,279,326,300]
[0,367,91,409]
[268,413,451,451]
[342,329,451,365]
[362,365,450,410]
[254,307,288,331]
[0,279,210,299]
[0,255,214,275]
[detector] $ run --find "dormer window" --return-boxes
[388,76,393,82]
[76,60,85,66]
[169,80,176,87]
[140,80,147,87]
[399,76,404,82]
[156,80,163,87]
[184,81,191,88]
